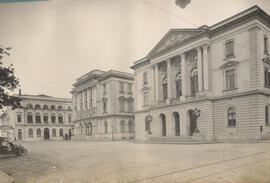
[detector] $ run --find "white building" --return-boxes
[0,94,74,141]
[71,70,135,141]
[131,6,270,141]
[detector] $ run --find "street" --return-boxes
[0,141,270,183]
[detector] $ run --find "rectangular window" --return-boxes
[103,84,106,94]
[119,83,124,92]
[143,92,149,106]
[265,67,270,87]
[17,114,22,123]
[127,83,132,93]
[119,99,125,112]
[225,40,234,58]
[103,101,107,113]
[143,72,148,85]
[226,69,236,90]
[264,37,269,55]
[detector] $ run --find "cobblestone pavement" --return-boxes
[0,141,270,183]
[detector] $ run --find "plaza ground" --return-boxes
[0,141,270,183]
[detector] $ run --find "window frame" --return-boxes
[143,72,148,85]
[143,92,149,106]
[17,113,22,123]
[224,39,235,59]
[222,65,238,92]
[264,36,269,55]
[227,107,236,127]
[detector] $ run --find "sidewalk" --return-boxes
[0,171,14,183]
[133,139,270,145]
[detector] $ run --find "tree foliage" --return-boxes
[0,47,21,109]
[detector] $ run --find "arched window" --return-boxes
[175,72,182,98]
[104,121,108,134]
[52,129,56,137]
[51,105,56,110]
[27,112,33,123]
[163,76,168,100]
[190,68,198,95]
[266,105,269,126]
[43,105,49,110]
[51,113,56,123]
[58,113,63,124]
[37,128,41,137]
[26,103,33,109]
[59,128,63,137]
[228,107,236,127]
[35,104,41,110]
[35,113,41,123]
[58,106,63,111]
[128,120,134,133]
[28,129,33,138]
[43,113,49,123]
[120,120,125,133]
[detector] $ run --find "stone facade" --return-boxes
[0,94,74,141]
[71,70,135,141]
[131,6,270,141]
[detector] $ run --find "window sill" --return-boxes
[223,55,235,61]
[227,126,236,128]
[222,88,238,92]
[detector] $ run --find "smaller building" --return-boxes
[0,94,74,141]
[71,70,135,141]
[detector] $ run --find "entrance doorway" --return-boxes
[188,110,197,136]
[173,112,180,136]
[44,128,50,140]
[18,129,22,140]
[160,114,166,136]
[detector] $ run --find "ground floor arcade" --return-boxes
[74,115,135,141]
[135,92,270,141]
[13,125,74,141]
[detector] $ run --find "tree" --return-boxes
[175,0,191,9]
[0,46,21,109]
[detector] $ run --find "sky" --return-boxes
[0,0,270,99]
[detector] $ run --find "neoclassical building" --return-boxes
[131,6,270,141]
[71,70,135,141]
[0,94,74,141]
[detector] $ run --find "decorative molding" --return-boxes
[263,56,270,64]
[220,60,239,69]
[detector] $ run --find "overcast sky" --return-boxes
[0,0,270,98]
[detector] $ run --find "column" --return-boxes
[180,53,186,100]
[197,46,203,92]
[203,44,209,91]
[150,66,155,104]
[154,64,159,103]
[166,59,172,103]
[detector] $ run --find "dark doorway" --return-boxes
[44,128,50,140]
[173,112,180,136]
[18,129,22,140]
[189,110,197,136]
[160,114,166,136]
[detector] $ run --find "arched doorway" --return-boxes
[18,129,22,140]
[173,112,180,136]
[188,110,198,136]
[44,128,50,140]
[160,114,166,136]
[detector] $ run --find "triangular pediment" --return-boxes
[147,29,203,58]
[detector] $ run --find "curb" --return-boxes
[0,171,14,183]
